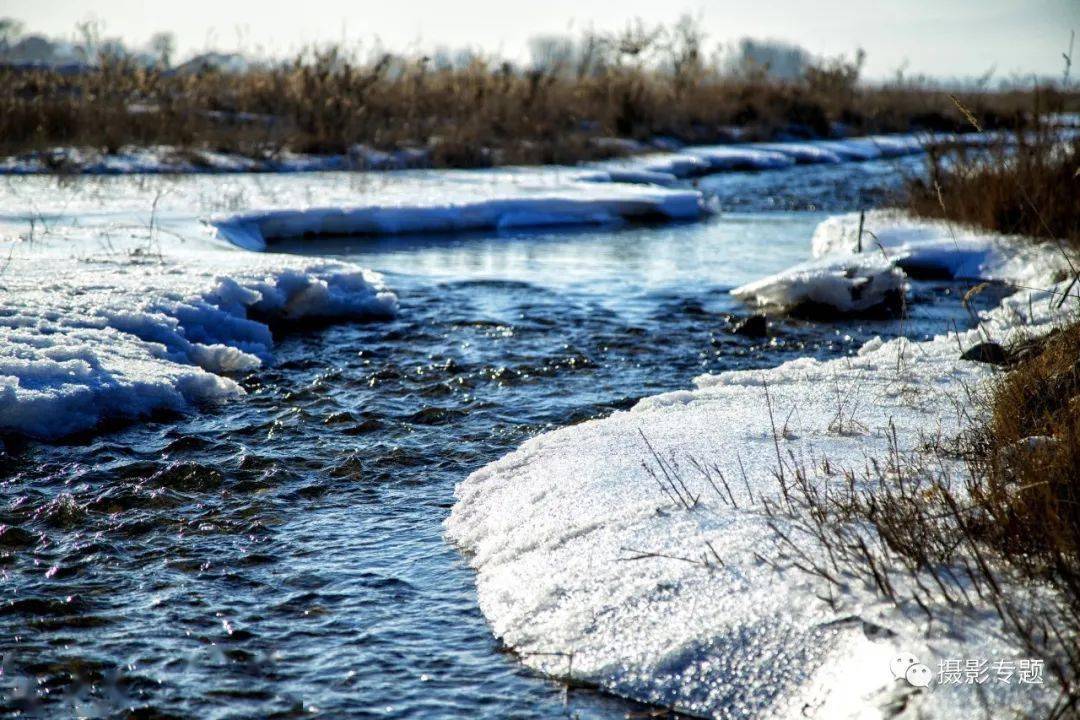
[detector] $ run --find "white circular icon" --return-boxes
[905,663,933,688]
[889,654,918,680]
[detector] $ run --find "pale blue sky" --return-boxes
[4,0,1077,79]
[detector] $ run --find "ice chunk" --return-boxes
[731,253,906,315]
[751,142,844,164]
[575,169,680,186]
[685,145,796,171]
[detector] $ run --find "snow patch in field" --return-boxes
[0,248,396,439]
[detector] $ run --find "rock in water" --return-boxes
[732,314,768,337]
[960,342,1009,365]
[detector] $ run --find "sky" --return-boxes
[3,0,1077,80]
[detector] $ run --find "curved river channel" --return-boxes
[0,155,1008,718]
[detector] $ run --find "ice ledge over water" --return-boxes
[0,250,396,439]
[732,253,906,316]
[211,187,708,251]
[732,210,1073,315]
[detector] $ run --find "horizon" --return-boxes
[2,0,1077,82]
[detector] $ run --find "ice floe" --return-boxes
[732,210,1073,315]
[812,210,1073,288]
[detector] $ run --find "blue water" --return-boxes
[0,162,1006,718]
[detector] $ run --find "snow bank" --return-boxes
[589,152,714,180]
[582,132,997,186]
[0,144,433,175]
[751,142,844,164]
[685,145,796,171]
[0,250,396,439]
[211,188,707,251]
[731,253,906,315]
[731,210,1072,316]
[812,210,1072,288]
[447,283,1066,717]
[575,168,680,186]
[447,212,1074,717]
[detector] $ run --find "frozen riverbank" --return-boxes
[0,246,396,439]
[446,212,1076,717]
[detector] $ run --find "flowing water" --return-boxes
[0,160,1007,718]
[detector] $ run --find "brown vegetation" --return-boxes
[908,121,1080,244]
[2,21,1074,168]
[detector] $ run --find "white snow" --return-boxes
[588,152,714,180]
[751,142,844,164]
[0,244,396,439]
[447,212,1076,717]
[812,210,1073,289]
[0,168,710,254]
[577,168,680,186]
[0,166,714,438]
[731,253,906,315]
[731,210,1074,315]
[0,144,437,175]
[210,186,708,251]
[685,145,796,171]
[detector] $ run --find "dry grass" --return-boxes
[778,108,1080,714]
[907,122,1080,244]
[902,109,1080,602]
[2,30,1072,168]
[768,424,1080,718]
[967,324,1080,576]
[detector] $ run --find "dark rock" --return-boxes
[732,314,768,337]
[960,342,1009,366]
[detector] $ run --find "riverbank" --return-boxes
[446,209,1077,717]
[446,125,1080,716]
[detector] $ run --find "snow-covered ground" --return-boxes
[0,167,709,252]
[446,211,1075,718]
[209,183,706,251]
